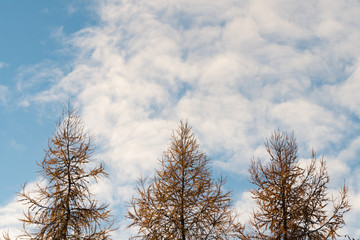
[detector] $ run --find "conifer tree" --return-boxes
[247,130,350,240]
[15,105,114,239]
[127,121,243,240]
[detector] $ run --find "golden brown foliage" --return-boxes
[16,106,114,240]
[127,121,244,240]
[247,130,350,240]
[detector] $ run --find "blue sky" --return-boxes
[1,0,360,238]
[0,1,91,201]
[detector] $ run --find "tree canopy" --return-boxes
[246,130,350,240]
[127,121,244,240]
[14,106,114,240]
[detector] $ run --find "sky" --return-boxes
[1,0,360,238]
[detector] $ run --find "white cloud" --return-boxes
[50,26,65,39]
[270,99,348,150]
[0,197,23,227]
[41,8,50,15]
[0,195,29,238]
[344,137,360,159]
[234,191,255,224]
[0,85,8,104]
[9,139,25,151]
[13,61,65,107]
[329,60,360,118]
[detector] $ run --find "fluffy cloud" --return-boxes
[0,181,43,237]
[270,99,348,150]
[0,197,23,227]
[329,60,360,118]
[3,0,360,238]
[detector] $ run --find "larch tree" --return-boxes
[13,105,114,240]
[127,121,244,240]
[247,130,350,240]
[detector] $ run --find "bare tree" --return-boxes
[127,121,244,240]
[15,105,114,239]
[247,130,350,240]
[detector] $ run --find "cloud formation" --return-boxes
[0,85,8,105]
[2,0,360,238]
